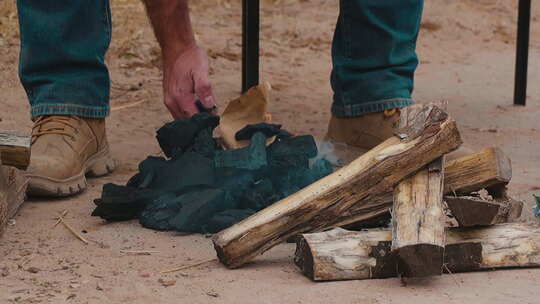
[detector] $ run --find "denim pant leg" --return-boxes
[17,0,112,119]
[331,0,424,117]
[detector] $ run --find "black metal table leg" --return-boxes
[514,0,532,106]
[242,0,260,93]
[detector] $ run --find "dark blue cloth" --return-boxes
[92,117,333,234]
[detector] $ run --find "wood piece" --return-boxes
[295,224,540,281]
[345,147,514,230]
[0,133,31,170]
[219,83,271,149]
[391,157,445,277]
[446,196,498,227]
[445,195,523,227]
[389,102,446,277]
[444,147,511,197]
[0,164,28,236]
[213,104,462,268]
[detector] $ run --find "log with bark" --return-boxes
[345,147,514,230]
[213,104,462,268]
[0,133,31,170]
[295,224,540,281]
[445,195,523,227]
[391,158,445,277]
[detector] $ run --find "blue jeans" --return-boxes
[17,0,112,119]
[331,0,424,117]
[16,0,423,119]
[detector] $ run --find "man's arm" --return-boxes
[142,0,216,119]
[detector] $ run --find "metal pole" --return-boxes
[514,0,531,106]
[242,0,260,93]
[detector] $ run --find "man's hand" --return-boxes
[142,0,215,119]
[163,45,216,119]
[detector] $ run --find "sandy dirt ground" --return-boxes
[1,0,540,303]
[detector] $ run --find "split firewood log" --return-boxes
[389,104,446,277]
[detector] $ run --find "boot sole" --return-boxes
[26,147,117,197]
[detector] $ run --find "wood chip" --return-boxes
[158,278,176,287]
[26,266,40,274]
[206,291,219,298]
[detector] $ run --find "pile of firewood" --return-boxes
[212,103,539,281]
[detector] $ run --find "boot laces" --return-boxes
[32,116,80,142]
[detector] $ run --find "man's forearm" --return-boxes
[142,0,196,64]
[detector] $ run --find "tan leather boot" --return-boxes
[326,109,401,150]
[324,109,401,165]
[27,115,116,197]
[326,108,472,163]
